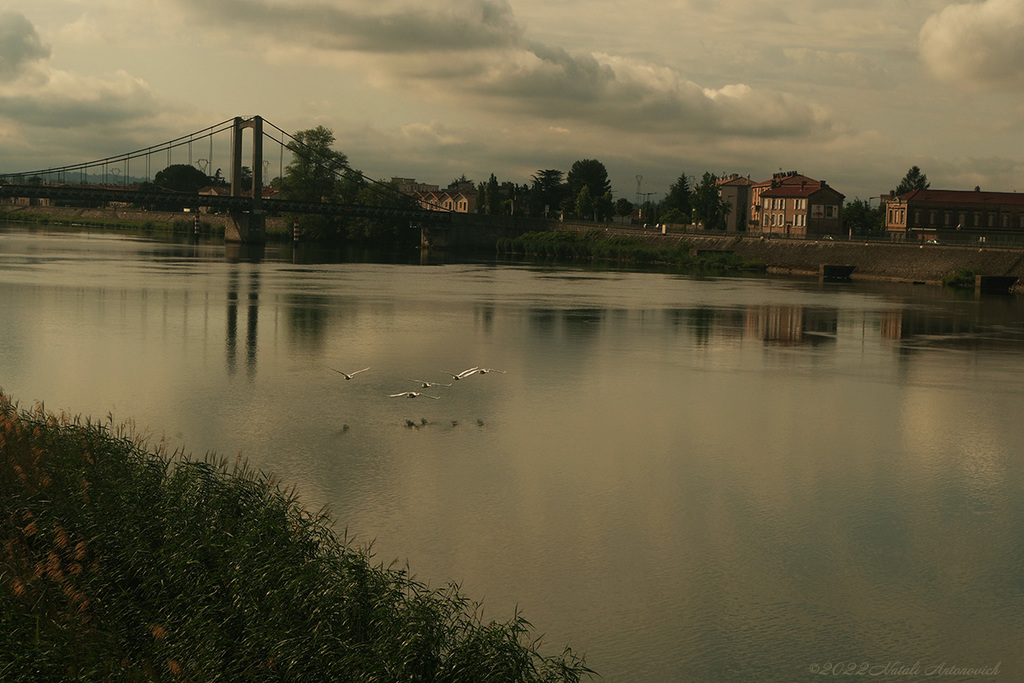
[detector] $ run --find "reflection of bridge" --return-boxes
[0,115,450,243]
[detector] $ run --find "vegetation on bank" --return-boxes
[498,230,766,272]
[942,267,977,288]
[0,392,593,682]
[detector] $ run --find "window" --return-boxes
[825,205,839,219]
[929,211,936,225]
[988,213,996,227]
[974,212,981,226]
[944,211,952,226]
[1002,214,1009,228]
[959,212,967,228]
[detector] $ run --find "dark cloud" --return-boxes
[0,11,51,81]
[182,0,523,53]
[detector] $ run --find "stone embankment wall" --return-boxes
[555,223,1024,288]
[1,205,290,231]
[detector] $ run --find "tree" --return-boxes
[596,191,614,222]
[280,126,350,203]
[664,173,693,220]
[566,159,611,206]
[574,185,595,220]
[614,197,634,220]
[691,172,730,231]
[485,174,500,215]
[894,166,929,196]
[153,164,210,193]
[843,199,883,235]
[529,169,565,217]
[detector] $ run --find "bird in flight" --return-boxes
[474,368,506,374]
[444,367,481,380]
[407,378,452,388]
[331,367,369,380]
[389,391,440,399]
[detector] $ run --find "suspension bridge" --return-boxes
[0,115,451,243]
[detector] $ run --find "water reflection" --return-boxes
[3,226,1024,682]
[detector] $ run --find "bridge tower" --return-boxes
[226,116,266,244]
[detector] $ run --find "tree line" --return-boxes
[138,124,935,243]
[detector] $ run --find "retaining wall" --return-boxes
[554,223,1024,288]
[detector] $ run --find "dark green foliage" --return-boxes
[565,161,611,216]
[529,170,566,218]
[843,199,884,235]
[894,166,929,196]
[664,174,693,220]
[942,267,976,288]
[691,172,730,231]
[0,392,594,682]
[153,164,210,194]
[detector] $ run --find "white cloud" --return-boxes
[920,0,1024,89]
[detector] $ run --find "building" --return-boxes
[717,175,755,233]
[884,188,1024,243]
[755,172,844,238]
[394,178,478,214]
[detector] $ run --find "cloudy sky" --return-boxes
[2,0,1024,202]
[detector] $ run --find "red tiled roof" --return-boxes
[898,189,1024,206]
[762,183,843,199]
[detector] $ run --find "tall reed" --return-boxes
[0,391,593,682]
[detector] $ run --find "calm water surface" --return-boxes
[1,225,1023,682]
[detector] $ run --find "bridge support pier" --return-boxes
[226,116,266,244]
[226,212,266,244]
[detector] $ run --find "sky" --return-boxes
[2,0,1024,203]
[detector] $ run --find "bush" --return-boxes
[942,267,976,288]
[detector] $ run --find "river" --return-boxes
[1,223,1022,682]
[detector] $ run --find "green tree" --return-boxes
[153,164,210,193]
[894,166,929,195]
[566,159,611,206]
[664,173,693,220]
[280,126,350,203]
[574,185,595,220]
[843,199,883,235]
[596,191,614,222]
[529,169,565,217]
[614,197,633,220]
[692,172,730,231]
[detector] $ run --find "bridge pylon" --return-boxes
[226,116,266,244]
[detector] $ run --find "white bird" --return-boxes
[474,367,506,374]
[331,367,369,380]
[407,378,452,388]
[444,367,480,380]
[389,391,440,399]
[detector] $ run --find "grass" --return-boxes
[0,391,594,682]
[498,230,765,272]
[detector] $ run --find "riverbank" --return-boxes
[553,223,1024,290]
[0,391,593,681]
[0,205,293,237]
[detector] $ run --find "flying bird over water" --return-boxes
[331,367,369,380]
[389,391,440,399]
[407,378,452,388]
[444,367,481,380]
